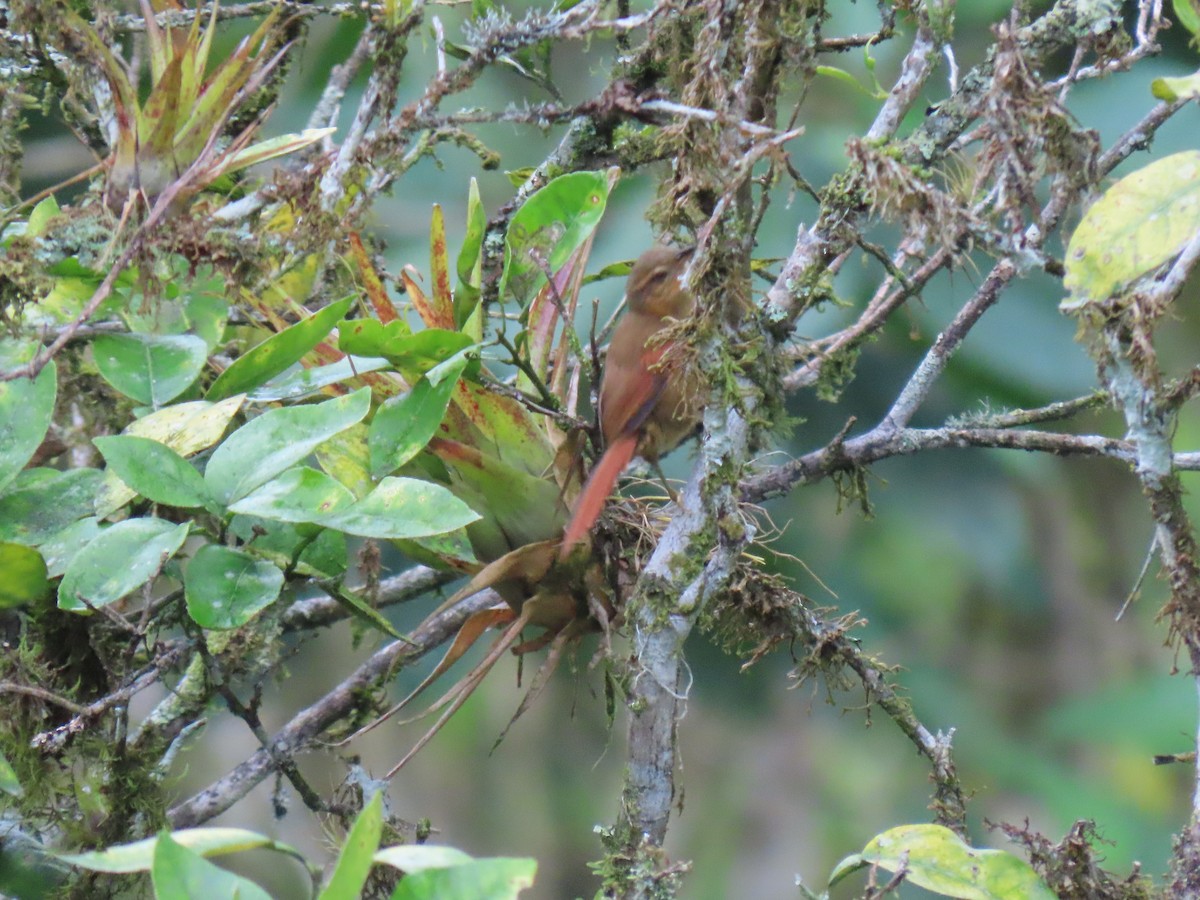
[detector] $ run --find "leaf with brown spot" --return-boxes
[402,267,454,330]
[348,232,399,324]
[430,205,454,321]
[450,381,555,476]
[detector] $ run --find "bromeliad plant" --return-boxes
[58,0,331,211]
[0,166,628,779]
[329,169,625,768]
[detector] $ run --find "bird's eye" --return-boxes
[646,268,669,286]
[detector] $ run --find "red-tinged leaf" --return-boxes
[451,381,554,476]
[548,246,593,393]
[385,608,531,775]
[136,55,184,198]
[139,0,171,83]
[182,0,220,111]
[430,205,454,320]
[393,606,513,714]
[308,339,400,399]
[427,438,567,558]
[312,339,348,367]
[138,54,182,150]
[522,245,589,395]
[65,13,140,201]
[348,232,399,324]
[173,8,282,166]
[403,267,454,330]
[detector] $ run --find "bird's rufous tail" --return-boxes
[559,431,638,558]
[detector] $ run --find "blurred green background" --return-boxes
[19,1,1200,896]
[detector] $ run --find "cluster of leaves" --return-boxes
[0,169,619,685]
[7,167,624,890]
[6,0,1200,896]
[60,0,332,211]
[58,793,534,900]
[0,0,639,893]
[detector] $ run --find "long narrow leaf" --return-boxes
[208,128,334,182]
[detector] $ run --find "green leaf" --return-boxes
[248,355,390,403]
[208,297,354,400]
[335,318,412,358]
[151,832,272,900]
[0,542,49,608]
[59,827,295,874]
[0,468,104,545]
[369,354,469,477]
[185,290,230,352]
[228,515,346,579]
[1151,71,1200,101]
[316,422,374,500]
[0,750,22,798]
[374,846,473,872]
[25,195,62,238]
[815,62,887,99]
[430,440,566,558]
[325,584,405,639]
[321,477,480,539]
[339,326,472,379]
[92,333,208,407]
[94,395,243,518]
[0,356,56,494]
[829,824,1056,900]
[39,517,103,578]
[581,259,634,285]
[1063,151,1200,305]
[204,388,371,505]
[1174,0,1200,37]
[504,167,535,189]
[227,466,356,523]
[210,128,337,181]
[184,544,284,629]
[454,177,486,328]
[816,64,871,92]
[318,792,383,900]
[58,518,190,611]
[388,857,537,900]
[499,170,611,308]
[94,435,210,509]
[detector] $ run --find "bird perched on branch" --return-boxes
[560,244,703,557]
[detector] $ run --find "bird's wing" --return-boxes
[599,342,670,442]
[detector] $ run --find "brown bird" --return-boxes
[560,245,702,556]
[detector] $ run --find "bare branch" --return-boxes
[167,591,498,828]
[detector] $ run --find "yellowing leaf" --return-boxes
[1151,71,1200,101]
[95,396,243,518]
[830,824,1056,900]
[1063,151,1200,305]
[209,128,335,181]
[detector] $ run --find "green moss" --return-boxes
[591,820,685,900]
[611,123,666,169]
